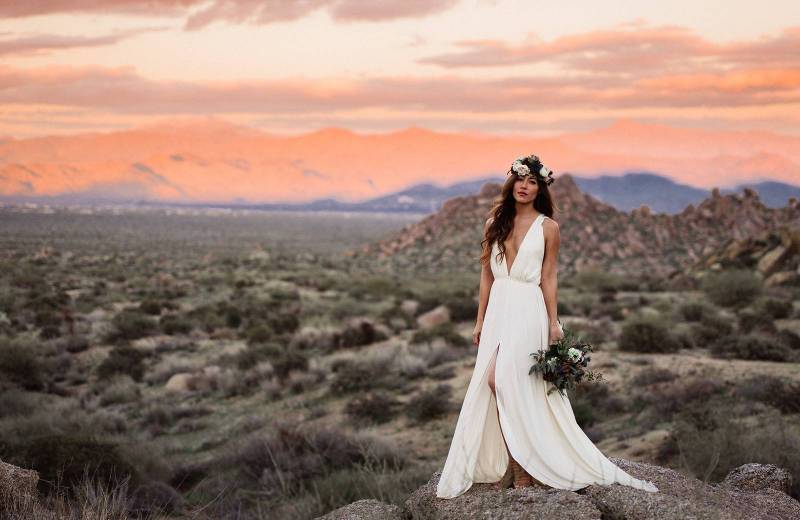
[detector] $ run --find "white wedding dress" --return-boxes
[436,213,658,498]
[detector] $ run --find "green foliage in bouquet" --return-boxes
[529,324,603,396]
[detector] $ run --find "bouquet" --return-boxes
[529,323,603,396]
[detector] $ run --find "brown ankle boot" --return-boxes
[511,459,534,488]
[491,460,514,490]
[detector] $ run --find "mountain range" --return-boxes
[348,174,800,283]
[1,117,798,210]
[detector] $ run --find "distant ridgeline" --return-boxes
[348,174,800,285]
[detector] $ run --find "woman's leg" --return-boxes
[488,343,536,488]
[488,343,515,489]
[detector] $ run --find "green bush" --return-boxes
[573,269,624,293]
[737,308,777,334]
[271,348,309,380]
[233,342,283,371]
[345,392,400,424]
[619,315,681,353]
[160,314,193,335]
[139,299,163,315]
[2,434,140,494]
[735,375,800,414]
[691,312,734,346]
[755,297,793,320]
[0,338,44,390]
[405,384,452,423]
[710,333,792,362]
[97,346,146,382]
[108,309,157,342]
[701,269,762,308]
[678,301,713,322]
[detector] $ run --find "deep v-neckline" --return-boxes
[503,213,543,277]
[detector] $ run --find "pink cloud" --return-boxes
[0,63,797,114]
[419,25,800,77]
[0,0,461,29]
[0,27,166,56]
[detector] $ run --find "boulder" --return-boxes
[417,305,450,329]
[333,459,800,520]
[405,471,601,519]
[0,458,39,505]
[722,463,792,494]
[315,498,403,520]
[165,372,194,392]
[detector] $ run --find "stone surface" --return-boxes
[722,463,792,494]
[165,372,194,392]
[404,471,602,520]
[416,305,451,329]
[315,498,404,520]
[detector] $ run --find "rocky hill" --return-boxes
[348,174,800,283]
[320,459,800,520]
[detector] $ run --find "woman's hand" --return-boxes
[548,321,564,344]
[472,321,483,347]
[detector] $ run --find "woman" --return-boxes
[436,155,659,498]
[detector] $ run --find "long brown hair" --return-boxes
[479,174,557,266]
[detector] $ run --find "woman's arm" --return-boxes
[473,218,495,346]
[540,217,562,342]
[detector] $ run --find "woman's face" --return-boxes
[512,175,539,204]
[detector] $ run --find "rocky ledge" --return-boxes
[318,458,799,520]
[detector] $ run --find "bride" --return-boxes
[436,155,659,498]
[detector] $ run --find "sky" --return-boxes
[1,0,799,139]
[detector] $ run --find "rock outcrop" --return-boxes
[318,458,799,520]
[349,175,800,283]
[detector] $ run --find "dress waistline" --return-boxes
[496,277,540,286]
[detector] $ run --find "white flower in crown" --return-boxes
[512,162,530,176]
[539,165,552,179]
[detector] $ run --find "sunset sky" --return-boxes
[2,0,799,139]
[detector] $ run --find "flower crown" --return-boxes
[507,154,555,186]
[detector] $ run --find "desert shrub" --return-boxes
[160,314,193,335]
[635,378,725,419]
[345,392,400,424]
[108,309,157,342]
[139,299,163,315]
[630,367,677,387]
[735,375,800,414]
[98,375,142,406]
[737,308,777,334]
[701,269,762,309]
[97,346,146,382]
[557,300,573,316]
[440,293,478,322]
[233,342,283,370]
[678,301,714,322]
[0,338,44,390]
[1,434,140,494]
[569,382,626,427]
[573,269,624,293]
[39,324,61,339]
[411,322,468,347]
[619,315,681,353]
[690,312,734,346]
[63,334,90,353]
[405,384,452,423]
[271,349,309,380]
[329,361,378,394]
[244,323,274,344]
[230,422,404,499]
[337,318,388,349]
[710,333,792,362]
[0,388,36,418]
[778,329,800,350]
[754,297,793,320]
[659,401,800,498]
